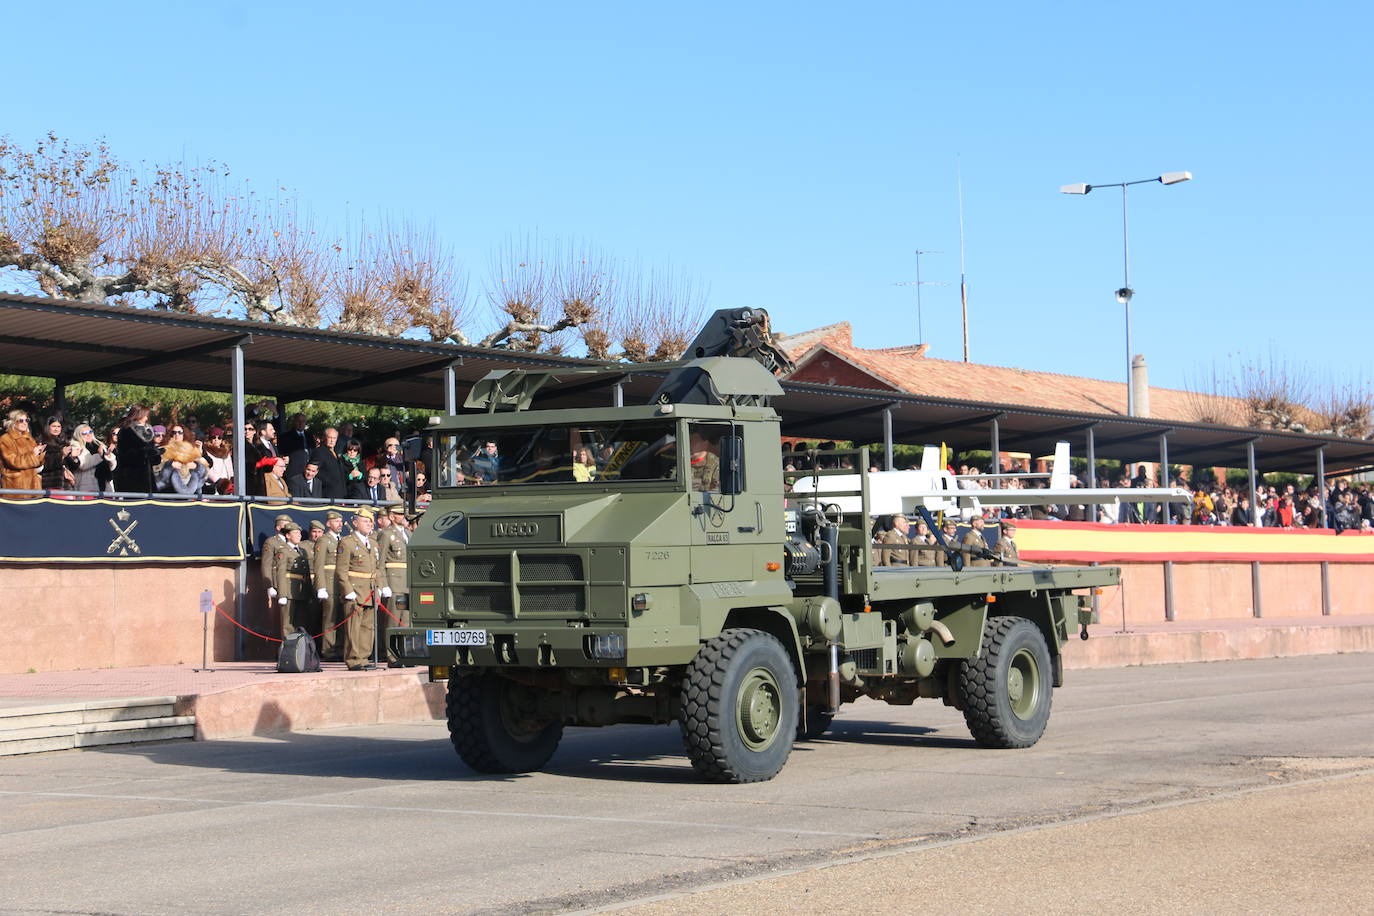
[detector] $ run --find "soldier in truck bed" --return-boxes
[874,514,913,566]
[961,515,994,567]
[993,519,1020,565]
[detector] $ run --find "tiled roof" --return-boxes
[781,322,1243,424]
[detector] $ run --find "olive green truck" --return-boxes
[388,309,1117,783]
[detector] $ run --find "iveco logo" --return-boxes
[491,522,540,537]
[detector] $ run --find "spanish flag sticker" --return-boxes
[419,592,436,604]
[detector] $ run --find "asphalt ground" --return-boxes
[1,654,1371,915]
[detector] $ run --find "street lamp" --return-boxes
[1060,171,1192,416]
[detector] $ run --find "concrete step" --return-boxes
[0,697,194,756]
[0,696,178,731]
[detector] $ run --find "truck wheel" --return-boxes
[446,673,564,774]
[959,616,1052,749]
[679,628,798,783]
[800,704,834,740]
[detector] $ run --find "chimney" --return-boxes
[1131,354,1150,417]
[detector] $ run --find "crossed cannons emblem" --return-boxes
[106,509,141,556]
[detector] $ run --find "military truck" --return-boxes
[388,308,1117,783]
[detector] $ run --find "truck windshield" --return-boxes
[436,420,679,488]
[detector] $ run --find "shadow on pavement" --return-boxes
[93,715,968,783]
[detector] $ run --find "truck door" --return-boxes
[687,421,764,583]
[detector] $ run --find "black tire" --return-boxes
[446,673,564,774]
[679,628,798,783]
[959,616,1053,749]
[800,704,834,740]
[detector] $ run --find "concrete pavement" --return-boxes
[0,654,1371,914]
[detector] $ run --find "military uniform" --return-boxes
[690,452,720,491]
[271,525,313,639]
[260,514,292,586]
[910,533,943,567]
[378,509,412,664]
[961,524,994,567]
[993,524,1020,565]
[336,520,383,670]
[313,512,345,661]
[875,526,911,566]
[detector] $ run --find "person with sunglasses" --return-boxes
[203,427,234,493]
[0,410,43,496]
[65,423,116,494]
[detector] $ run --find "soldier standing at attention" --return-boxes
[302,519,326,635]
[876,514,913,566]
[961,516,994,567]
[336,509,383,671]
[993,519,1020,565]
[314,510,346,661]
[262,513,292,604]
[271,523,313,638]
[379,505,412,665]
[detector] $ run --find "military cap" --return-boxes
[282,521,301,533]
[999,519,1018,528]
[353,507,376,520]
[309,519,326,532]
[274,513,293,525]
[388,504,407,517]
[325,510,343,521]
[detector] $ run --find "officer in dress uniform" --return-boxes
[262,513,292,603]
[910,519,943,566]
[961,516,995,567]
[271,522,313,639]
[875,514,913,566]
[313,510,346,661]
[379,504,412,666]
[336,509,383,671]
[993,519,1020,565]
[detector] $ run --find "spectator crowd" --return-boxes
[0,401,433,507]
[780,441,1374,536]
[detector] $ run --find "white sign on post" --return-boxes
[199,589,213,614]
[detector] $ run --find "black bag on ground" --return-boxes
[277,627,322,673]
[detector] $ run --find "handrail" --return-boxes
[0,487,404,507]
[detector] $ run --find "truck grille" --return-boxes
[519,586,587,613]
[452,585,510,614]
[453,556,510,583]
[520,555,583,581]
[443,553,599,618]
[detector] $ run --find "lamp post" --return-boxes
[1061,171,1192,416]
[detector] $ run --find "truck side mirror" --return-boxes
[719,435,744,495]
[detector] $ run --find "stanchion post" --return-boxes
[1163,560,1175,622]
[195,588,215,672]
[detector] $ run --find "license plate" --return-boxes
[427,628,488,647]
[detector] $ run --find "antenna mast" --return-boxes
[957,159,970,362]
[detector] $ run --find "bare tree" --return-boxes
[1,135,710,359]
[0,134,328,324]
[1186,351,1372,438]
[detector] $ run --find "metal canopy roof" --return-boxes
[3,294,1371,474]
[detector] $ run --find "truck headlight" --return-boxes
[586,633,626,660]
[396,633,431,659]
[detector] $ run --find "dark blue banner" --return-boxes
[0,498,245,563]
[245,502,368,557]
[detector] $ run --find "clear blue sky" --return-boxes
[5,1,1370,395]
